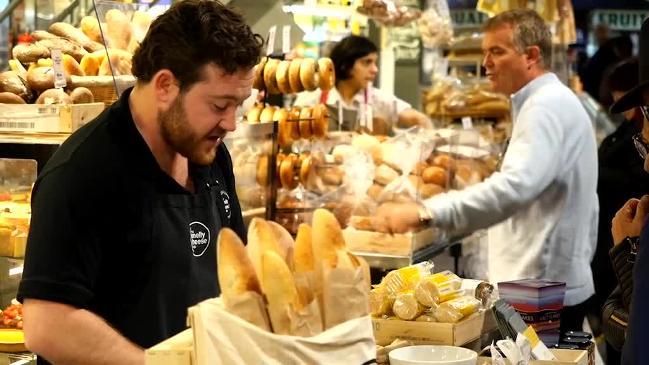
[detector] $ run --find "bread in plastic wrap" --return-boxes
[434,296,481,323]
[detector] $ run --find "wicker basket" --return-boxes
[69,75,136,106]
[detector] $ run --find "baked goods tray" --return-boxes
[352,240,451,270]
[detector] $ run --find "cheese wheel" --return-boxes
[263,58,281,94]
[253,57,267,90]
[317,57,335,91]
[288,107,301,140]
[276,60,292,94]
[288,58,304,93]
[298,107,313,139]
[310,103,328,138]
[299,58,318,91]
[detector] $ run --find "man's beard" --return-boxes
[159,96,218,166]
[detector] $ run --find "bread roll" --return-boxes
[349,216,374,231]
[37,38,88,62]
[422,166,448,186]
[36,88,71,104]
[310,103,328,138]
[246,218,286,284]
[80,16,103,43]
[312,208,347,268]
[0,71,30,101]
[293,223,314,273]
[320,167,344,186]
[263,58,281,94]
[434,296,481,323]
[455,164,482,189]
[288,58,304,93]
[367,184,383,201]
[299,58,318,91]
[432,154,454,170]
[375,164,399,186]
[259,105,277,123]
[79,50,105,76]
[105,9,132,50]
[408,175,424,189]
[253,57,267,90]
[317,57,335,91]
[276,60,291,94]
[48,22,104,52]
[27,67,71,92]
[63,54,84,76]
[255,155,269,186]
[246,104,263,124]
[262,250,301,335]
[127,10,153,54]
[0,92,26,104]
[97,49,132,76]
[12,43,50,64]
[419,183,444,199]
[69,87,94,104]
[217,228,262,297]
[298,107,312,139]
[30,30,59,41]
[288,107,301,140]
[413,162,428,176]
[279,154,298,190]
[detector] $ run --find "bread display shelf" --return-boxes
[0,102,104,134]
[429,109,510,119]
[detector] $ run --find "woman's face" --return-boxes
[349,52,378,89]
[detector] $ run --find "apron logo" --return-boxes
[220,191,231,220]
[189,221,211,257]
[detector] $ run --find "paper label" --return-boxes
[461,116,473,130]
[266,25,277,56]
[50,49,66,89]
[282,25,291,54]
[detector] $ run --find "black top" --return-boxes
[623,222,649,364]
[17,88,246,357]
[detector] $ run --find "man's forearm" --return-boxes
[24,299,144,365]
[398,109,431,128]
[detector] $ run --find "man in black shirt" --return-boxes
[17,1,263,364]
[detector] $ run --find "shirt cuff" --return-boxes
[423,194,452,227]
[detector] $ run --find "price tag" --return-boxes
[266,25,277,56]
[282,25,291,54]
[461,116,473,130]
[50,49,67,89]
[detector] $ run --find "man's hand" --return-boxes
[373,202,425,234]
[612,195,649,245]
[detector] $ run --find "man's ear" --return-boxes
[526,45,542,69]
[151,69,179,108]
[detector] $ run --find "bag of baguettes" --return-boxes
[188,210,374,365]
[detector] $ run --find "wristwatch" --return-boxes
[418,205,434,226]
[624,236,640,263]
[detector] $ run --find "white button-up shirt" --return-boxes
[425,73,599,306]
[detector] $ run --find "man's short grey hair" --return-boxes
[483,9,552,70]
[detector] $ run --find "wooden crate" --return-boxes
[477,349,588,365]
[373,310,497,347]
[0,103,104,134]
[343,227,439,256]
[145,329,194,365]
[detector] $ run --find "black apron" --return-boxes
[127,164,232,348]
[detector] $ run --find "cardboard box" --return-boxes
[145,329,194,365]
[344,227,440,256]
[477,349,588,365]
[373,309,496,346]
[0,103,104,133]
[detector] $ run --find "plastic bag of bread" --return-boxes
[370,287,394,317]
[379,261,434,297]
[392,291,424,320]
[433,296,482,323]
[414,270,462,307]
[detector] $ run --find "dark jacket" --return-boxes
[602,240,635,351]
[622,222,649,365]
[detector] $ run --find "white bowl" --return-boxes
[388,345,478,365]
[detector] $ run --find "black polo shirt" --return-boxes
[17,88,246,357]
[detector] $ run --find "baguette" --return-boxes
[48,22,103,53]
[12,43,50,64]
[262,250,301,335]
[293,224,314,273]
[37,38,88,62]
[312,208,346,268]
[105,9,132,50]
[217,228,262,297]
[80,16,103,43]
[246,218,286,284]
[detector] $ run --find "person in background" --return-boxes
[595,57,649,365]
[375,9,598,333]
[607,16,649,365]
[17,1,263,364]
[293,35,430,134]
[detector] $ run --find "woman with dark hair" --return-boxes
[294,35,430,134]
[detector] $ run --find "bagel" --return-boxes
[288,107,302,140]
[253,57,268,90]
[263,58,281,94]
[246,104,264,124]
[279,154,299,190]
[259,105,278,123]
[256,155,269,186]
[276,60,292,94]
[288,58,304,93]
[317,57,335,91]
[310,103,329,139]
[299,58,318,91]
[274,108,292,148]
[298,107,313,139]
[299,155,313,185]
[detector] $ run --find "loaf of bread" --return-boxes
[312,208,347,268]
[370,288,394,317]
[97,49,133,76]
[63,54,84,76]
[293,223,314,274]
[0,92,26,104]
[127,10,153,54]
[26,67,71,92]
[262,250,302,335]
[30,30,59,41]
[267,221,294,265]
[80,16,103,43]
[69,87,94,104]
[12,43,50,64]
[37,38,88,62]
[434,296,481,323]
[375,164,399,186]
[79,50,106,76]
[0,71,30,101]
[105,9,132,50]
[393,292,424,320]
[36,88,71,104]
[419,183,444,199]
[49,22,104,52]
[217,228,262,297]
[246,218,287,284]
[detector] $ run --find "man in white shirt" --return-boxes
[294,35,429,133]
[376,9,598,332]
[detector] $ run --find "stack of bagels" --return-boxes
[253,57,335,94]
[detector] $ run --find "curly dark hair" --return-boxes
[329,35,378,83]
[132,0,264,90]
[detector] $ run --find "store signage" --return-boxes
[450,9,488,29]
[591,10,649,31]
[389,22,421,62]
